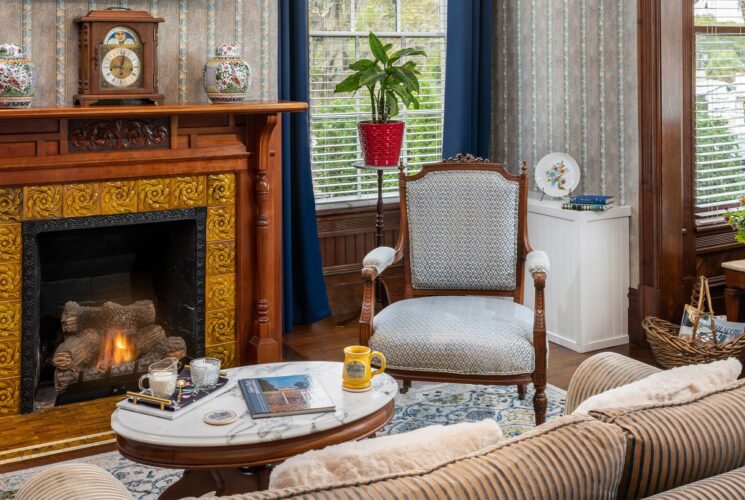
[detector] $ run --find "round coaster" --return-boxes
[342,385,372,393]
[203,409,238,425]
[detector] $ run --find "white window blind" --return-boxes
[308,0,447,203]
[694,1,745,226]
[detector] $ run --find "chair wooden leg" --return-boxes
[517,384,526,400]
[400,380,411,394]
[533,383,547,426]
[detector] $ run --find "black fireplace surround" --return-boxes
[20,208,206,414]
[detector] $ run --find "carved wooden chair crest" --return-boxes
[358,154,550,424]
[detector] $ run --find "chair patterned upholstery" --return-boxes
[405,169,520,291]
[369,296,538,376]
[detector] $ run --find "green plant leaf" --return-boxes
[334,73,362,94]
[399,67,420,92]
[369,32,389,63]
[360,69,386,86]
[385,91,399,117]
[389,47,427,63]
[349,59,375,71]
[392,68,418,92]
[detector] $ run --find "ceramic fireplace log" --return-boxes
[61,300,156,334]
[159,336,187,360]
[54,368,80,392]
[52,328,102,370]
[133,324,166,355]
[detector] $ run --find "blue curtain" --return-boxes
[279,0,331,331]
[442,0,493,159]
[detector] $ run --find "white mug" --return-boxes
[139,358,179,399]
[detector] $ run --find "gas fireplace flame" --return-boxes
[97,330,136,371]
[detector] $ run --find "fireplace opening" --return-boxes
[21,208,206,413]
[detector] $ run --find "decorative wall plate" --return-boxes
[535,152,580,198]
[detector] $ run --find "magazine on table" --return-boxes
[679,305,745,344]
[239,374,335,418]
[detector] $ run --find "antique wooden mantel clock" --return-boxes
[74,9,164,106]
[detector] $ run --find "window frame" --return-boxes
[308,0,447,206]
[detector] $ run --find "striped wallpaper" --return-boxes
[493,0,640,285]
[0,0,277,106]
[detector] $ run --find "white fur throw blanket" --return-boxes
[573,357,742,415]
[269,419,503,490]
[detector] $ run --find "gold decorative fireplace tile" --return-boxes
[0,225,21,263]
[207,174,236,206]
[63,183,100,218]
[23,185,62,220]
[207,241,236,276]
[100,181,138,214]
[5,173,238,417]
[0,339,20,378]
[206,342,236,368]
[0,189,21,223]
[0,377,20,415]
[206,205,235,242]
[137,178,170,211]
[171,176,207,208]
[0,263,21,301]
[0,302,20,339]
[206,274,235,310]
[206,309,235,346]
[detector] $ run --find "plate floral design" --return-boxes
[535,152,580,197]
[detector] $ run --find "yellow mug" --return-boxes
[342,345,386,392]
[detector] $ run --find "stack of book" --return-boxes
[561,195,614,211]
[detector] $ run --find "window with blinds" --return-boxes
[694,1,745,226]
[309,0,447,203]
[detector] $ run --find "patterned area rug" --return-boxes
[0,383,565,499]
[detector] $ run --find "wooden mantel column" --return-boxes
[245,113,282,364]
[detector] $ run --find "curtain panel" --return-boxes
[278,0,331,331]
[442,0,493,159]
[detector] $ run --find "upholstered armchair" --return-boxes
[359,156,551,424]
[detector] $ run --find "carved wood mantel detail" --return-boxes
[69,117,170,152]
[0,102,304,465]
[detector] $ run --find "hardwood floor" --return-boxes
[285,317,657,390]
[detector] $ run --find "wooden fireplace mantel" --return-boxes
[0,102,306,464]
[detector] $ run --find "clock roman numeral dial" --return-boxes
[101,47,142,88]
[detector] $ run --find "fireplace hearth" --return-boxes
[21,208,206,413]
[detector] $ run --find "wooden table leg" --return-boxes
[158,468,260,499]
[725,287,742,321]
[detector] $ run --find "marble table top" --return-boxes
[111,361,398,447]
[722,259,745,272]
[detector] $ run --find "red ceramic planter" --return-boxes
[358,120,405,166]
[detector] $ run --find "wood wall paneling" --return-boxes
[317,203,403,318]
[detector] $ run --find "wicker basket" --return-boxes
[643,276,745,368]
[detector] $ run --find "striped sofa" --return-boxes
[17,354,745,500]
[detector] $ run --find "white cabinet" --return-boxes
[523,193,631,353]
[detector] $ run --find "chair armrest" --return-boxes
[526,250,550,276]
[565,352,661,414]
[362,246,397,275]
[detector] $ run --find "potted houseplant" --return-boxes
[334,32,426,166]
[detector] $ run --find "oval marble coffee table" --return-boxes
[112,361,398,499]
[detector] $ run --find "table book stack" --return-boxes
[561,195,614,212]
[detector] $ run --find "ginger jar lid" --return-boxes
[215,44,241,57]
[0,44,24,60]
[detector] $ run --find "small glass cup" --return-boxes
[190,357,221,390]
[139,357,179,399]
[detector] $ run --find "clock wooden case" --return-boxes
[74,9,164,106]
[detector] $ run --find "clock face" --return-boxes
[101,47,141,88]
